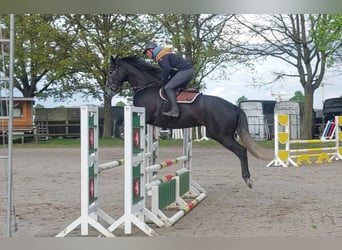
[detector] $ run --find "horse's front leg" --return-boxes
[143,109,158,126]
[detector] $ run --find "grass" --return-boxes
[10,136,276,149]
[9,138,335,154]
[11,137,123,148]
[277,141,335,150]
[10,136,332,150]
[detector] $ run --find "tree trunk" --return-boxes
[102,96,113,138]
[302,87,314,139]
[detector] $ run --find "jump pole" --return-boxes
[144,127,207,227]
[56,106,115,237]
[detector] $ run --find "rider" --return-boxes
[143,42,195,118]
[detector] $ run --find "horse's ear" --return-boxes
[110,55,120,64]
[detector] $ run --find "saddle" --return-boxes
[159,88,202,104]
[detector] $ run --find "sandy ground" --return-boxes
[1,145,342,237]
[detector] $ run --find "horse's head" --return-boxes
[105,56,126,98]
[105,55,163,98]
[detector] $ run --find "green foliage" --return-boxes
[115,101,126,107]
[13,137,274,148]
[34,104,45,108]
[230,14,342,139]
[309,14,342,67]
[62,14,157,138]
[1,14,82,99]
[149,14,239,89]
[310,15,342,51]
[289,91,304,102]
[1,14,244,103]
[61,14,156,100]
[236,95,248,105]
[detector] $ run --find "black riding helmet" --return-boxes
[143,42,157,54]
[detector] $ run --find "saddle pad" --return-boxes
[159,88,202,104]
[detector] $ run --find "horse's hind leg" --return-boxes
[214,135,253,188]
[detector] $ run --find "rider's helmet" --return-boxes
[143,42,158,54]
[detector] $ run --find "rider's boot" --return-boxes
[163,88,180,118]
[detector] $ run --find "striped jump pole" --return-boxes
[321,119,336,140]
[98,159,124,173]
[150,172,207,227]
[143,128,207,227]
[166,192,207,226]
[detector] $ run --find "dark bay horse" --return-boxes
[106,55,272,188]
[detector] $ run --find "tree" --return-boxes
[236,95,248,105]
[62,14,156,138]
[115,101,126,107]
[34,104,45,109]
[0,14,80,99]
[229,14,342,139]
[289,91,304,102]
[1,14,158,138]
[149,14,241,90]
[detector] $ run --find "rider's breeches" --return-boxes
[164,68,195,91]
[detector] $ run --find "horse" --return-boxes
[106,55,272,188]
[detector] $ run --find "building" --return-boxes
[0,97,34,133]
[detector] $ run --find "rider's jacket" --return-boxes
[153,47,193,85]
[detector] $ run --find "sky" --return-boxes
[35,57,342,110]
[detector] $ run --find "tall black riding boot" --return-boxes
[163,89,180,117]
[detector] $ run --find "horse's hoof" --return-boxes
[245,178,253,189]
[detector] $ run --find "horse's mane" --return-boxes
[120,56,163,78]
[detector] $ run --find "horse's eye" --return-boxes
[109,71,113,74]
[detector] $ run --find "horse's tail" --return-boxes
[236,107,273,161]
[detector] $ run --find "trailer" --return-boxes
[239,100,276,140]
[274,101,303,139]
[323,97,342,123]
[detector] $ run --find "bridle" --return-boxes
[109,61,120,90]
[105,60,123,98]
[106,57,163,97]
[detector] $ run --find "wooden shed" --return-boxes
[0,97,34,133]
[34,106,124,138]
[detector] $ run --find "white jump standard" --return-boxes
[267,114,342,167]
[106,106,158,236]
[56,105,207,237]
[107,107,207,234]
[56,106,116,237]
